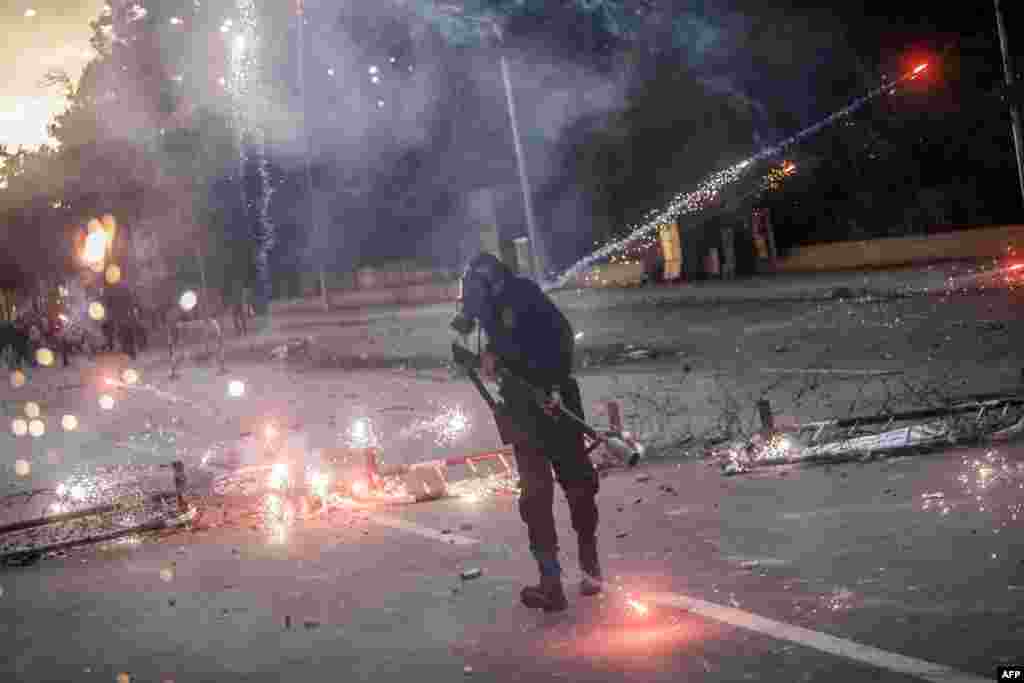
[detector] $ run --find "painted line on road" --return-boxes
[364,514,984,682]
[647,591,987,683]
[370,515,480,546]
[760,367,904,376]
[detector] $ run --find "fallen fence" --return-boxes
[0,461,194,565]
[717,393,1024,474]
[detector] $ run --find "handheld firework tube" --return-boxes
[451,342,641,466]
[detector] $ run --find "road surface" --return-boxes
[1,274,1022,682]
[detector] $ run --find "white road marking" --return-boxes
[370,515,985,682]
[647,591,988,683]
[370,515,480,546]
[760,367,904,376]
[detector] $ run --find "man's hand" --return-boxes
[480,351,499,381]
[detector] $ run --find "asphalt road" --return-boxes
[2,276,1023,682]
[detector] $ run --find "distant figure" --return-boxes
[232,287,251,337]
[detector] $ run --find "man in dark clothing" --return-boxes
[457,252,601,613]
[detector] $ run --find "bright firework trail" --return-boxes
[230,0,276,308]
[549,62,931,289]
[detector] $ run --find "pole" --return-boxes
[994,0,1024,207]
[296,0,329,310]
[491,23,544,281]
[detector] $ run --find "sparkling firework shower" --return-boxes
[548,63,930,289]
[230,0,276,307]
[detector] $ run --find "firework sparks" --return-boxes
[229,0,276,309]
[549,63,936,289]
[626,598,649,616]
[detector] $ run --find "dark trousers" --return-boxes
[514,442,599,556]
[508,378,599,558]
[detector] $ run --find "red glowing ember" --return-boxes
[913,63,928,75]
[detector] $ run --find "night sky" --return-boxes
[1,1,1020,270]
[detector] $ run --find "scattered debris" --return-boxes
[303,619,321,630]
[460,568,482,581]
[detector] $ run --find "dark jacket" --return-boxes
[479,276,575,390]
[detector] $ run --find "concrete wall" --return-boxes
[776,225,1024,272]
[270,281,460,314]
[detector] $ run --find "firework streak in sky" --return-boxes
[549,63,930,289]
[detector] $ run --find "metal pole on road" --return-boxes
[994,0,1024,208]
[499,50,545,280]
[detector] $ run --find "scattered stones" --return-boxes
[460,568,482,581]
[615,532,629,539]
[458,523,473,532]
[284,615,292,629]
[635,474,651,483]
[303,619,321,630]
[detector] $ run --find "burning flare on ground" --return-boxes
[268,462,289,491]
[626,598,650,617]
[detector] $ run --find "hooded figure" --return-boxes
[456,252,601,612]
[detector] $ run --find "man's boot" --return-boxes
[521,552,568,612]
[579,536,603,596]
